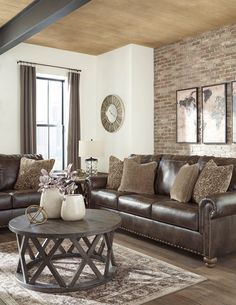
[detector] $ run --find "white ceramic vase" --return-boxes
[40,188,63,219]
[61,194,86,221]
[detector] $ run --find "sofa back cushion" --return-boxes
[155,155,199,195]
[138,154,162,164]
[0,154,43,191]
[155,159,187,195]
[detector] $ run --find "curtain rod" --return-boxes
[17,60,81,73]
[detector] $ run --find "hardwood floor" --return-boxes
[1,227,236,304]
[115,231,236,305]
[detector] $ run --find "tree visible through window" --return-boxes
[36,76,65,170]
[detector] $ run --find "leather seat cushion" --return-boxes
[118,194,169,218]
[0,192,12,210]
[90,189,133,209]
[7,189,41,209]
[152,200,199,231]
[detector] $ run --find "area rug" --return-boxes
[0,240,206,305]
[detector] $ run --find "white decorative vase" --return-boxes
[40,188,63,219]
[61,194,86,221]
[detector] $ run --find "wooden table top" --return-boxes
[8,209,122,238]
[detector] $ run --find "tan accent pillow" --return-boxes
[15,157,55,190]
[107,155,141,190]
[118,159,157,194]
[170,163,199,203]
[192,159,233,204]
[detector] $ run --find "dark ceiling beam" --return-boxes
[0,0,91,55]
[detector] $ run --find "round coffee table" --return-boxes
[8,209,122,293]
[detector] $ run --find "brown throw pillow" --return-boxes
[107,155,141,190]
[192,159,233,204]
[15,157,55,190]
[118,159,157,194]
[170,163,199,203]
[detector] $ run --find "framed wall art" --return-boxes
[176,87,198,143]
[202,83,226,144]
[232,81,236,142]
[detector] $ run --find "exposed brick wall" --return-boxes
[154,24,236,157]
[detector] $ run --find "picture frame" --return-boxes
[232,81,236,143]
[202,83,227,144]
[176,87,198,143]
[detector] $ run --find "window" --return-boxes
[36,77,65,170]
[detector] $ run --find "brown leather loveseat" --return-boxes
[86,154,236,267]
[0,153,42,227]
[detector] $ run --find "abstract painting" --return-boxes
[202,83,226,144]
[176,87,198,143]
[232,81,236,142]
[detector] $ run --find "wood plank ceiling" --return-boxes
[1,0,236,55]
[0,0,33,26]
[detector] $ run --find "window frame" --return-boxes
[36,76,65,169]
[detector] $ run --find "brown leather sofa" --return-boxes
[0,153,42,227]
[86,154,236,267]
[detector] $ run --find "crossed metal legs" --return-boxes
[15,232,116,293]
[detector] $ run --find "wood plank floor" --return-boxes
[1,227,236,304]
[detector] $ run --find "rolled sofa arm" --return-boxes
[85,175,108,190]
[85,175,108,208]
[199,192,236,259]
[199,192,236,220]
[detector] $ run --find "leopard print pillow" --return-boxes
[14,157,55,190]
[192,159,233,204]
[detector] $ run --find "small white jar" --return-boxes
[61,194,86,221]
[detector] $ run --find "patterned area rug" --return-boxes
[0,240,206,305]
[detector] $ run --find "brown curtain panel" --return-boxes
[20,65,37,154]
[67,72,81,170]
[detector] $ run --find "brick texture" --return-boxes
[154,24,236,157]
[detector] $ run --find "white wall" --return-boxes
[0,43,97,154]
[129,45,154,154]
[0,42,154,172]
[96,44,154,171]
[96,45,132,168]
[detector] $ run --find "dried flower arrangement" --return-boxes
[38,163,78,195]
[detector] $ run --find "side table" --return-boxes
[74,176,86,196]
[75,173,108,207]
